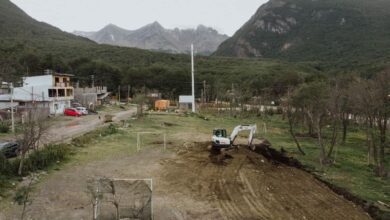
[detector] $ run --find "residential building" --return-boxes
[74,85,110,109]
[0,72,74,115]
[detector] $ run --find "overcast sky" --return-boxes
[10,0,267,36]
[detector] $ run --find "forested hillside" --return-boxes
[215,0,390,67]
[0,0,318,97]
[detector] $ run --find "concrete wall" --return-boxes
[74,87,107,95]
[49,100,71,115]
[19,102,51,118]
[74,93,97,109]
[23,75,52,87]
[14,85,49,101]
[23,75,71,88]
[13,86,74,102]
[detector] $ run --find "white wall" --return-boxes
[13,86,49,101]
[13,86,74,102]
[23,75,52,87]
[50,100,71,115]
[13,85,73,115]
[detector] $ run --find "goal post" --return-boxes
[135,132,167,152]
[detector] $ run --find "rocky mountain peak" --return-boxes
[214,0,390,62]
[73,22,228,55]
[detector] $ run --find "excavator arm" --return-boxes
[230,124,257,147]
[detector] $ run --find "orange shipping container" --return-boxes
[155,100,170,111]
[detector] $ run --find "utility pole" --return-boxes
[91,75,95,88]
[191,44,195,113]
[10,83,14,133]
[31,86,34,106]
[118,85,121,104]
[203,80,206,104]
[127,85,130,104]
[230,83,235,115]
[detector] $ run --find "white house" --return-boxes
[11,73,74,115]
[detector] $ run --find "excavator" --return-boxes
[212,124,257,150]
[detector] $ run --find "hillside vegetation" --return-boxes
[0,0,317,97]
[215,0,390,67]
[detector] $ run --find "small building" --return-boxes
[179,95,194,110]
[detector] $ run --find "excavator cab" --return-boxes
[213,129,227,138]
[212,128,231,148]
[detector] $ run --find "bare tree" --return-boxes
[291,81,342,166]
[348,70,390,176]
[283,87,305,155]
[371,70,390,176]
[16,107,49,176]
[19,174,35,220]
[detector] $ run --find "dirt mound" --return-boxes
[253,144,303,168]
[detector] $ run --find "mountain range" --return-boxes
[215,0,390,64]
[73,22,228,55]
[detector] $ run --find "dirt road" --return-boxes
[44,108,136,144]
[1,141,371,219]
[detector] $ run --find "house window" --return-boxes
[48,89,57,97]
[54,104,58,110]
[66,89,73,96]
[58,89,65,97]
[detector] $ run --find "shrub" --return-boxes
[0,122,10,133]
[71,135,93,148]
[0,153,14,175]
[15,144,72,175]
[101,123,118,136]
[13,186,32,205]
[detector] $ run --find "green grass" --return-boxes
[259,115,390,205]
[134,112,389,206]
[1,112,388,216]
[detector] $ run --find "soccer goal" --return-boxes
[136,132,167,152]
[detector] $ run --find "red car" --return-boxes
[64,108,82,117]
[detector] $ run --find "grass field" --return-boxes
[132,112,389,206]
[1,112,388,218]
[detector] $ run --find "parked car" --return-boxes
[71,102,82,108]
[75,107,88,115]
[0,141,19,158]
[64,108,82,117]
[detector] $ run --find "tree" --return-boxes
[133,86,147,117]
[291,81,340,166]
[16,107,49,175]
[348,70,390,176]
[371,70,390,176]
[19,53,41,75]
[283,87,305,155]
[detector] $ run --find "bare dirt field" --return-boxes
[1,141,371,220]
